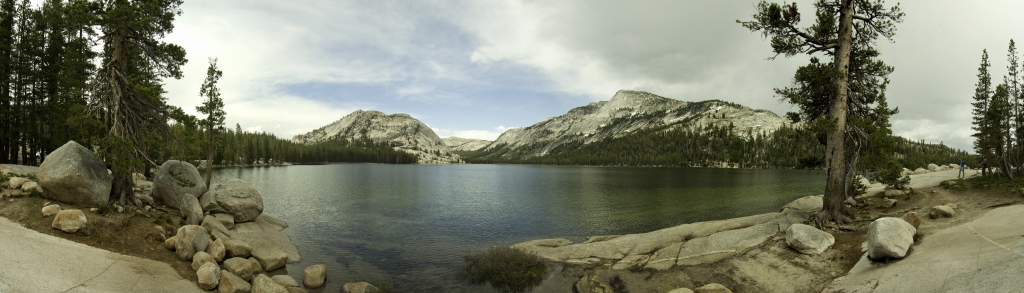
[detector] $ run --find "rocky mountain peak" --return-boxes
[291,110,460,164]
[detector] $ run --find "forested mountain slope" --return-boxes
[292,110,460,164]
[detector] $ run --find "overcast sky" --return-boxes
[141,0,1024,152]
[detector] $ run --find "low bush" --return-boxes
[464,246,548,293]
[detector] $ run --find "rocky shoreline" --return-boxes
[0,141,385,292]
[516,167,980,293]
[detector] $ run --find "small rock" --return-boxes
[114,204,124,213]
[303,264,326,288]
[785,224,835,255]
[251,244,288,271]
[191,251,217,271]
[222,257,254,282]
[21,181,38,193]
[668,289,695,293]
[207,238,227,262]
[878,198,897,208]
[89,207,98,212]
[271,275,299,287]
[211,229,232,242]
[252,274,288,293]
[174,225,211,260]
[219,271,252,293]
[867,217,916,259]
[845,197,857,206]
[343,282,380,293]
[248,257,263,274]
[884,189,906,197]
[202,215,231,235]
[224,240,252,258]
[945,203,958,209]
[7,177,28,189]
[154,225,165,237]
[900,212,922,229]
[41,204,61,217]
[931,205,955,218]
[164,236,177,251]
[196,262,221,290]
[214,213,235,229]
[180,194,204,225]
[51,209,87,233]
[694,283,733,293]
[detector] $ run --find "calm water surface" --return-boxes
[211,164,824,292]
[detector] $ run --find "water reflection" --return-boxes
[212,164,824,292]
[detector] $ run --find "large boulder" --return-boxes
[197,262,221,290]
[867,217,916,259]
[928,163,940,171]
[153,160,207,209]
[37,141,112,207]
[785,224,835,255]
[303,264,326,288]
[51,209,87,233]
[180,194,204,225]
[202,179,264,222]
[219,271,251,293]
[174,225,211,260]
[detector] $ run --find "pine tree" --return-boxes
[92,0,187,208]
[972,50,994,175]
[989,84,1014,179]
[739,0,904,224]
[1008,40,1023,175]
[197,57,225,188]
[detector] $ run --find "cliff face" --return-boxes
[441,137,492,152]
[481,90,791,159]
[291,110,460,164]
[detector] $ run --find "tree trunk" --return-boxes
[205,125,213,189]
[819,0,856,224]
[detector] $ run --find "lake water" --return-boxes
[211,164,825,292]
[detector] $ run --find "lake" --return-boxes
[211,164,825,292]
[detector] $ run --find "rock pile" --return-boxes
[163,210,312,291]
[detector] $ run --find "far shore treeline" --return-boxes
[461,123,970,169]
[0,0,417,173]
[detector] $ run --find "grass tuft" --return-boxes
[463,246,548,293]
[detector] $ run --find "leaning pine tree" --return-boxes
[91,0,187,208]
[739,0,904,224]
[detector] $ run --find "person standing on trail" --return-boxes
[958,157,966,178]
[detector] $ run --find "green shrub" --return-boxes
[876,160,910,190]
[464,246,548,293]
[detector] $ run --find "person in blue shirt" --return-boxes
[958,157,966,178]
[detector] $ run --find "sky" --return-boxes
[134,0,1024,152]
